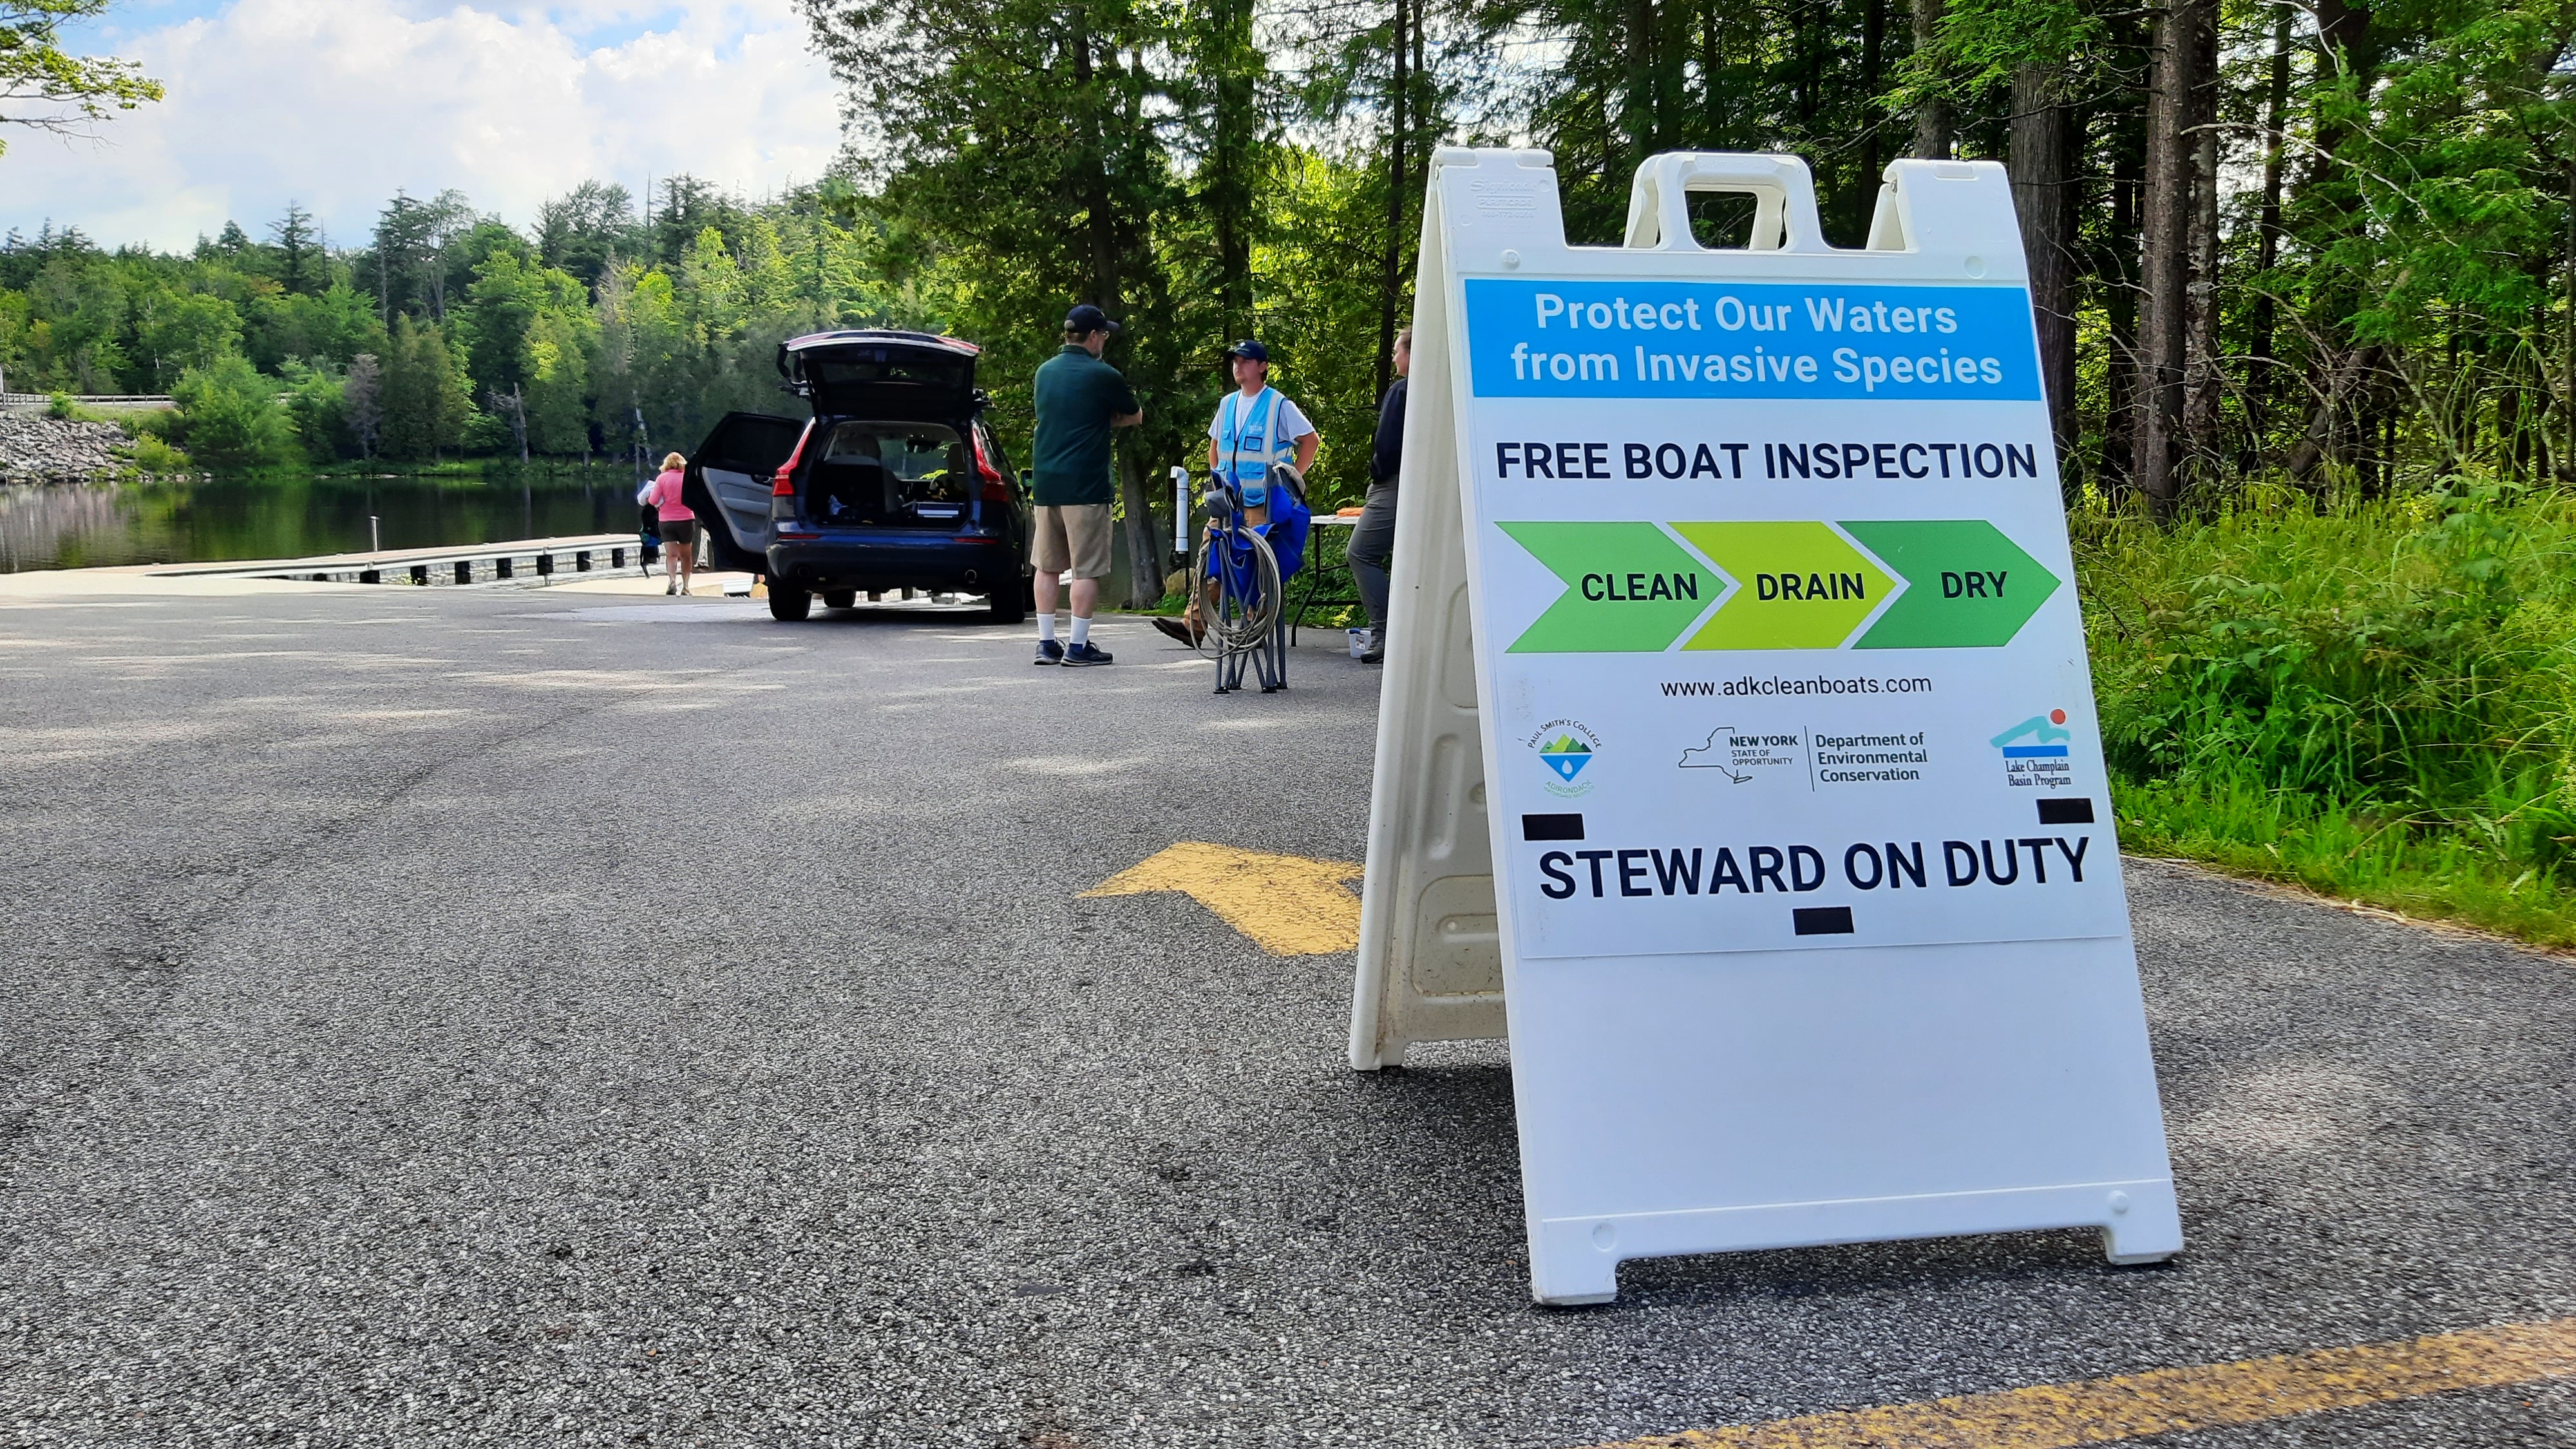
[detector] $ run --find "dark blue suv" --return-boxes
[684,330,1032,623]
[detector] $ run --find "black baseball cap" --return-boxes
[1224,338,1269,363]
[1065,303,1119,335]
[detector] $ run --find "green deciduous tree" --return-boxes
[276,357,348,460]
[524,307,592,457]
[460,248,585,402]
[137,289,240,388]
[171,354,299,468]
[0,1,163,156]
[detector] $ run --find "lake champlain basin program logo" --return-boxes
[1992,708,2076,790]
[1527,718,1604,797]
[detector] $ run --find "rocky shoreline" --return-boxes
[0,412,137,482]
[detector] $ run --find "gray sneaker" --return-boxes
[1360,630,1385,663]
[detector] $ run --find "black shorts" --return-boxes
[658,519,695,546]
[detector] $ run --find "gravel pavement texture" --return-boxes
[1,584,2571,1447]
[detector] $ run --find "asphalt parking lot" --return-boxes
[2,578,2571,1448]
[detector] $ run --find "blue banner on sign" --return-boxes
[1463,278,2042,401]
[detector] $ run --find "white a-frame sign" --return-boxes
[1352,149,2182,1305]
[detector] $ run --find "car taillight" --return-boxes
[772,420,815,497]
[972,431,1010,504]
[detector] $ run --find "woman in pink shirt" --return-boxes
[649,452,695,595]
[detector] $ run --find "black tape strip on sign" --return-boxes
[1524,813,1587,842]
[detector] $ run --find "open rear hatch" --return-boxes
[780,330,979,422]
[802,421,976,530]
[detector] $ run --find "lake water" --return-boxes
[0,471,654,573]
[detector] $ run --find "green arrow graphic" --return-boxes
[1673,521,1894,650]
[1841,520,2060,649]
[1498,522,1720,652]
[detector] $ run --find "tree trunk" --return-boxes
[1117,452,1166,609]
[1627,0,1657,167]
[1859,0,1886,219]
[1911,0,1950,158]
[1413,3,1427,169]
[2134,0,2213,513]
[2244,3,2293,458]
[1070,6,1160,607]
[2280,343,2383,481]
[2183,13,2224,484]
[1377,0,1409,406]
[2009,62,2076,468]
[2100,12,2146,493]
[2500,375,2525,480]
[1700,0,1723,138]
[1209,0,1256,343]
[1070,6,1121,323]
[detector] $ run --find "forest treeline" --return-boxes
[6,0,2571,529]
[0,178,944,475]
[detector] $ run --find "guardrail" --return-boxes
[1,392,176,408]
[144,532,650,587]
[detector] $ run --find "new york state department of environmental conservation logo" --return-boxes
[1527,718,1603,797]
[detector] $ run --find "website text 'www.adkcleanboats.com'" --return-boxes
[1660,674,1934,698]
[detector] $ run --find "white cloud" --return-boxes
[0,0,845,251]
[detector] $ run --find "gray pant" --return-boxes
[1347,482,1397,633]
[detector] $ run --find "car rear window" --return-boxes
[803,354,972,393]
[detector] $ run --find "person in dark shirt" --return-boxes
[1028,303,1143,666]
[1347,327,1408,664]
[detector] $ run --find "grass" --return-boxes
[2076,477,2576,948]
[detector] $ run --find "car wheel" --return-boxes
[987,583,1027,624]
[822,590,856,610]
[769,586,813,622]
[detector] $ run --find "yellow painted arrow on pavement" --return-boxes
[1083,842,1363,955]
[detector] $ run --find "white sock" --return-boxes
[1070,615,1092,647]
[1038,612,1058,643]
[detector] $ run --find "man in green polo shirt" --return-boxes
[1028,303,1144,667]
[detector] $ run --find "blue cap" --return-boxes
[1225,338,1269,363]
[1065,303,1119,335]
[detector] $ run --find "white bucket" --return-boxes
[1347,628,1371,659]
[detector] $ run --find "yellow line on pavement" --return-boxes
[1083,842,1363,955]
[1586,1318,2576,1449]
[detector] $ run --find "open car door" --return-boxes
[685,412,808,573]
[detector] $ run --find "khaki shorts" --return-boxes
[1032,504,1114,580]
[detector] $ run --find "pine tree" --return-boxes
[270,203,321,296]
[420,321,471,460]
[380,314,430,460]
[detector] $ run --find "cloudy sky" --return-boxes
[4,1,846,252]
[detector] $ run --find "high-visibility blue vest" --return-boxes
[1217,388,1291,502]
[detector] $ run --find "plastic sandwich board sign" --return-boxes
[1350,149,2182,1305]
